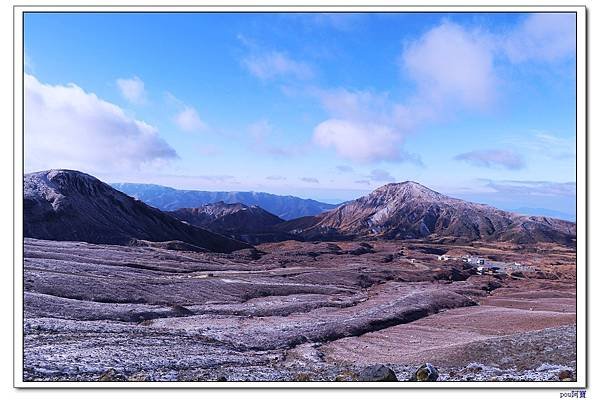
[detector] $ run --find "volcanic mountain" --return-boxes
[24,170,251,253]
[168,202,296,244]
[288,181,576,245]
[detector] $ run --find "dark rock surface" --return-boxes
[358,364,398,382]
[413,363,439,381]
[24,170,250,253]
[558,369,574,381]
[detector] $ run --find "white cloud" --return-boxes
[403,22,496,110]
[312,88,412,163]
[311,17,571,165]
[166,92,208,133]
[311,88,427,164]
[336,165,354,173]
[246,118,305,158]
[243,51,314,81]
[116,76,147,104]
[24,52,34,72]
[368,169,395,182]
[503,13,575,63]
[266,175,287,181]
[314,119,404,163]
[174,106,207,133]
[316,88,392,121]
[301,177,319,184]
[484,179,575,197]
[532,132,575,159]
[312,22,499,164]
[25,74,178,173]
[454,149,525,170]
[502,131,575,161]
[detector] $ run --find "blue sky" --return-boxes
[24,12,577,217]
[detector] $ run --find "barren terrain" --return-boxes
[23,238,576,382]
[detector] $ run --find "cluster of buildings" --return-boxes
[436,253,535,275]
[437,254,485,264]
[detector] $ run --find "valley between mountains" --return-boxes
[22,170,577,382]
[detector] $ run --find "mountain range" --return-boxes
[24,170,576,248]
[24,170,251,253]
[111,183,336,220]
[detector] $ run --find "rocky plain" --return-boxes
[23,237,576,382]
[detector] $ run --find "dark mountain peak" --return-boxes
[25,169,127,214]
[27,169,106,194]
[33,168,94,180]
[24,169,251,252]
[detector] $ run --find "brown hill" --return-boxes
[287,181,576,245]
[168,202,283,232]
[168,202,296,245]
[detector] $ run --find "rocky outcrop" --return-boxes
[358,365,398,382]
[413,363,439,381]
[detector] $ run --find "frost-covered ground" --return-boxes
[23,238,577,382]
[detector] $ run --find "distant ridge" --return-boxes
[24,170,251,253]
[509,207,575,222]
[111,182,336,220]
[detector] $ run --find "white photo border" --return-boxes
[12,3,587,389]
